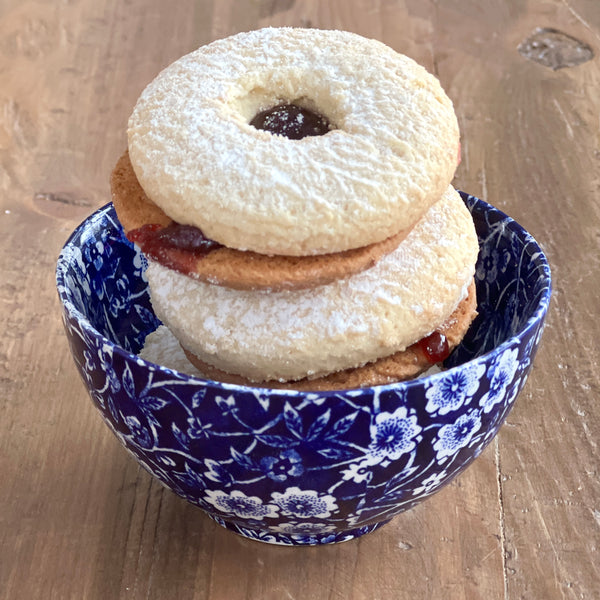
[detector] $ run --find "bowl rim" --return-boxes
[56,194,552,398]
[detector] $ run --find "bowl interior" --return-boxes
[446,193,551,368]
[56,193,551,381]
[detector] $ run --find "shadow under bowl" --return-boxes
[56,192,551,545]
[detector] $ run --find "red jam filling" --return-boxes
[250,103,331,139]
[417,331,450,364]
[128,222,222,275]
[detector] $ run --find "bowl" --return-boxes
[56,193,551,546]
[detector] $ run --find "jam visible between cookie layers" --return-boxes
[127,223,223,275]
[128,224,453,366]
[417,331,450,364]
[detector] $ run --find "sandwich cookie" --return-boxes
[111,151,414,291]
[145,187,478,385]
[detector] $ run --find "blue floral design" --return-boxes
[366,407,422,465]
[433,411,482,461]
[124,415,153,449]
[82,237,108,272]
[476,240,511,284]
[260,449,304,482]
[425,362,485,415]
[341,460,372,484]
[411,469,450,497]
[99,345,121,393]
[480,347,519,413]
[56,194,551,545]
[204,490,278,520]
[187,416,214,440]
[271,488,339,518]
[108,273,131,318]
[203,459,235,487]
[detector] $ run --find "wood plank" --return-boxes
[445,0,600,597]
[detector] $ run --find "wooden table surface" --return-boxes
[2,1,599,598]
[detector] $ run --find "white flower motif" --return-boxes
[204,490,279,520]
[366,407,422,465]
[260,450,304,482]
[480,347,519,413]
[340,460,372,484]
[187,415,213,440]
[411,469,450,497]
[271,487,339,518]
[425,363,485,415]
[433,410,482,461]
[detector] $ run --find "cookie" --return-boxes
[111,150,172,231]
[127,28,460,256]
[112,151,413,291]
[180,280,477,390]
[145,186,479,383]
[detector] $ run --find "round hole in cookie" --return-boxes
[249,102,332,139]
[228,72,341,139]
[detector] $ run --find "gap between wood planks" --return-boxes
[495,438,510,600]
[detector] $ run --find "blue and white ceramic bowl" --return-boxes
[56,193,551,545]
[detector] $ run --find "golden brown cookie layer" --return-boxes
[111,151,173,231]
[181,280,477,390]
[111,151,411,291]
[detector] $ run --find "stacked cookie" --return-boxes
[112,27,479,391]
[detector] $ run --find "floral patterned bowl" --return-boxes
[56,193,551,546]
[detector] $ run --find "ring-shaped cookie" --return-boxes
[128,27,460,256]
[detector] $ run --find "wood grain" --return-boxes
[1,1,599,598]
